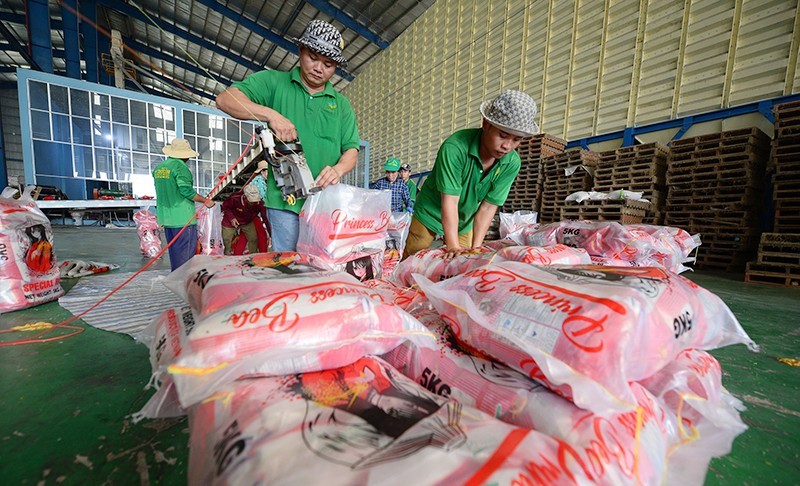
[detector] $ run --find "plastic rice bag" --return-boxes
[382,325,676,485]
[323,248,384,282]
[640,348,748,484]
[390,247,498,287]
[188,356,607,485]
[516,221,697,274]
[58,260,119,278]
[363,279,422,310]
[298,184,391,260]
[0,186,63,313]
[481,238,518,250]
[133,208,162,258]
[196,204,224,255]
[133,305,196,421]
[162,254,434,407]
[494,244,591,266]
[383,212,411,278]
[498,210,538,239]
[416,261,758,413]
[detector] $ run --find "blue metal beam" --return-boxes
[80,0,99,82]
[193,0,353,81]
[304,0,389,49]
[0,14,62,32]
[61,0,81,78]
[97,0,264,76]
[135,64,218,103]
[26,0,52,73]
[565,93,800,148]
[122,37,226,90]
[0,44,66,59]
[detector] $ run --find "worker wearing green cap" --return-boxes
[370,157,413,213]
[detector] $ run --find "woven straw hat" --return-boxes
[254,160,270,173]
[162,138,199,158]
[292,20,348,67]
[479,90,540,137]
[243,184,261,203]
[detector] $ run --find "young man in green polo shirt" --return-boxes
[152,138,215,271]
[404,90,539,259]
[400,163,417,203]
[215,20,360,251]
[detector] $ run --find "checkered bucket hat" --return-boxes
[479,90,540,137]
[292,20,348,67]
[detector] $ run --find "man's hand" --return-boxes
[203,199,215,208]
[316,165,341,189]
[231,218,239,228]
[268,113,297,143]
[442,246,471,260]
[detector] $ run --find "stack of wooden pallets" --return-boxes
[593,143,668,224]
[665,127,771,271]
[746,100,800,287]
[561,199,651,224]
[771,100,800,233]
[539,150,599,223]
[503,134,566,213]
[746,233,800,287]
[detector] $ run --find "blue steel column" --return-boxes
[80,0,99,83]
[61,0,80,79]
[26,0,52,73]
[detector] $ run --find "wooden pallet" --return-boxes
[745,261,800,287]
[561,199,650,224]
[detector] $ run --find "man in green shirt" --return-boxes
[405,90,539,259]
[215,20,360,251]
[400,163,417,203]
[152,138,215,271]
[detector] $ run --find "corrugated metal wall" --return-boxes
[345,0,800,182]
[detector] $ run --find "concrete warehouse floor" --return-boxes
[0,226,798,484]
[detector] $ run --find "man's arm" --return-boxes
[471,201,498,249]
[216,87,297,143]
[316,148,358,188]
[192,194,215,208]
[441,193,466,258]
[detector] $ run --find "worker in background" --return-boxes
[152,138,215,271]
[370,157,413,213]
[399,163,417,204]
[221,184,268,255]
[216,19,360,252]
[404,90,539,259]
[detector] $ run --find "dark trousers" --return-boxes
[164,225,198,271]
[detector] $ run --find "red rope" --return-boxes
[0,134,256,347]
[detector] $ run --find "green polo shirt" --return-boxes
[406,179,417,202]
[414,128,521,235]
[152,156,197,227]
[232,67,360,213]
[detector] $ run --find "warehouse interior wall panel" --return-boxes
[728,0,798,105]
[1,90,24,182]
[345,0,800,183]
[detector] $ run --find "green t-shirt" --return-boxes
[232,67,360,214]
[414,128,521,235]
[152,156,197,227]
[406,179,418,202]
